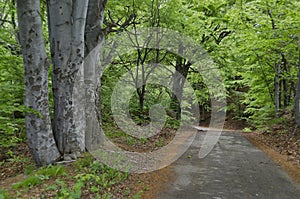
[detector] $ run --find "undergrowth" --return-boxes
[0,154,142,199]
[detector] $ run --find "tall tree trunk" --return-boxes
[171,44,192,119]
[295,52,300,126]
[274,60,280,117]
[84,0,107,151]
[48,0,89,158]
[279,79,282,108]
[17,0,60,165]
[281,53,289,107]
[138,85,146,118]
[295,70,300,126]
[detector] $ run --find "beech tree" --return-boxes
[17,0,107,165]
[17,0,60,166]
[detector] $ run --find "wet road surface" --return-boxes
[157,131,300,199]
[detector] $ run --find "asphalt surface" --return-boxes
[156,131,300,199]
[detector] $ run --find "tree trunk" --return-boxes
[171,44,191,119]
[279,79,282,108]
[295,70,300,126]
[17,0,60,165]
[295,52,300,126]
[281,53,289,107]
[138,85,146,118]
[274,60,280,117]
[84,0,107,151]
[48,0,89,158]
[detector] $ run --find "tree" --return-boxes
[0,0,27,149]
[103,0,231,123]
[221,0,300,127]
[47,0,90,158]
[294,45,300,126]
[17,0,107,165]
[84,0,107,150]
[17,0,60,165]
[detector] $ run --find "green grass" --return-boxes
[12,165,66,189]
[55,179,83,199]
[35,165,66,177]
[0,189,10,199]
[126,136,136,145]
[242,127,252,133]
[132,191,143,199]
[12,175,42,189]
[155,138,164,147]
[24,164,36,175]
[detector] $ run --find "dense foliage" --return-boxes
[0,0,299,148]
[0,0,25,147]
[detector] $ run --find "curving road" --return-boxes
[156,131,300,199]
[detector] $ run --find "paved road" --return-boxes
[156,131,300,199]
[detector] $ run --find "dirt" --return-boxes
[130,166,174,199]
[0,141,173,199]
[0,125,176,198]
[111,127,177,153]
[1,117,300,198]
[0,142,35,179]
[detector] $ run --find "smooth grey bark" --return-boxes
[17,0,60,165]
[48,0,89,158]
[84,0,107,150]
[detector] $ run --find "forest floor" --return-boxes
[0,136,174,198]
[0,141,173,198]
[0,115,300,198]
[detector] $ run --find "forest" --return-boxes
[0,0,299,198]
